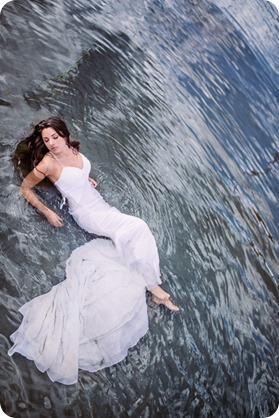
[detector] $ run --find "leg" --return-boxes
[77,209,162,289]
[75,208,179,311]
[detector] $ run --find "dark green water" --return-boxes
[0,0,278,417]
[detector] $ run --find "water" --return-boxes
[0,0,278,417]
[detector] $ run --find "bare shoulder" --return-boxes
[35,153,55,177]
[43,152,55,164]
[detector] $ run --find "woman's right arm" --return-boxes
[20,159,64,227]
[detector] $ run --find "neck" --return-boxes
[51,146,73,159]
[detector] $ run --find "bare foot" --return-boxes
[153,295,180,312]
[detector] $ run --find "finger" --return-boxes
[51,218,63,227]
[55,221,63,227]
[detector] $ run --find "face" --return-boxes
[41,127,67,153]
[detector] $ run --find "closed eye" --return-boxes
[43,135,58,143]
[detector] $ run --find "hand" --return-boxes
[45,209,64,227]
[88,177,98,188]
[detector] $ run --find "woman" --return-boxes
[8,116,179,384]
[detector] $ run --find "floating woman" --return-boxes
[8,116,179,384]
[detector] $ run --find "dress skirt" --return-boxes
[8,238,150,385]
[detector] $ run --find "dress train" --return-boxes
[8,238,149,385]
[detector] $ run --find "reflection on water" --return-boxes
[0,0,278,417]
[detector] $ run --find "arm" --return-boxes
[88,176,98,188]
[20,159,63,228]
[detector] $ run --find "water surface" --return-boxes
[0,0,278,417]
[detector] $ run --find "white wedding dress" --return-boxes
[8,154,162,385]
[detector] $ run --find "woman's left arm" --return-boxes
[88,177,97,188]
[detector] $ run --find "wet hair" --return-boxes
[14,116,80,177]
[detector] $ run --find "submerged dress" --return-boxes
[8,153,162,385]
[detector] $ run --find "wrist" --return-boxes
[41,206,51,216]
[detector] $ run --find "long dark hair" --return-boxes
[14,116,80,177]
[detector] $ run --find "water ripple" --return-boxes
[1,0,278,416]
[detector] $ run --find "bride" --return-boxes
[8,116,179,384]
